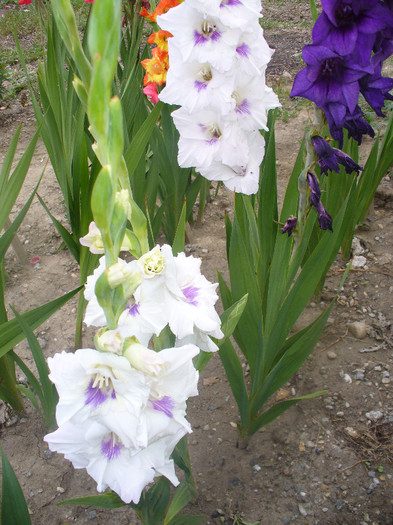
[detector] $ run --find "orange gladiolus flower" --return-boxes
[140,0,183,23]
[141,48,169,86]
[148,30,172,52]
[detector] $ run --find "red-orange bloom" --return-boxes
[141,48,169,86]
[18,0,32,5]
[140,0,182,23]
[148,30,172,52]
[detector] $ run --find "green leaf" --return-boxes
[218,293,248,346]
[248,391,327,435]
[164,483,196,524]
[11,307,59,429]
[1,448,31,525]
[140,477,171,525]
[37,194,80,263]
[0,181,40,261]
[57,492,125,509]
[0,287,82,359]
[309,0,318,23]
[0,127,39,232]
[124,102,163,176]
[172,201,187,256]
[219,339,250,429]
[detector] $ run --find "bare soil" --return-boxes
[1,1,393,524]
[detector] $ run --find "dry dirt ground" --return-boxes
[1,1,393,524]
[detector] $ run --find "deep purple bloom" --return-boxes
[306,172,333,231]
[323,103,375,146]
[359,64,393,116]
[311,135,340,174]
[331,147,363,174]
[312,0,393,62]
[281,215,298,236]
[311,135,363,174]
[290,45,371,114]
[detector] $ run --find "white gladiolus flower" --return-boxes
[172,107,249,169]
[157,0,279,194]
[197,130,265,195]
[44,343,200,504]
[159,42,234,114]
[158,4,241,72]
[45,418,183,504]
[161,246,223,342]
[84,257,167,345]
[46,349,149,447]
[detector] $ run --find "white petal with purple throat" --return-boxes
[159,42,234,114]
[158,3,241,72]
[172,107,249,170]
[197,130,265,195]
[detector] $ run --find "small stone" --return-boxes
[37,337,47,349]
[382,377,390,384]
[345,427,358,438]
[26,472,32,478]
[252,464,261,472]
[348,321,368,339]
[352,255,367,268]
[327,351,337,360]
[298,504,307,517]
[335,501,345,510]
[365,410,383,422]
[43,449,53,460]
[231,477,240,486]
[88,510,97,520]
[56,487,65,493]
[283,481,293,491]
[355,371,365,381]
[201,248,209,254]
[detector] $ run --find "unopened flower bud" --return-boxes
[95,327,124,354]
[106,261,140,289]
[123,338,166,376]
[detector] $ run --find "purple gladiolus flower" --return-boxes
[290,45,371,115]
[311,135,363,175]
[323,103,375,146]
[306,172,333,231]
[359,65,393,116]
[281,215,298,236]
[311,135,340,174]
[312,0,393,62]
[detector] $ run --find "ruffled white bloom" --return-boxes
[44,343,200,504]
[158,3,241,72]
[46,349,149,448]
[84,257,167,345]
[197,130,265,195]
[159,42,234,114]
[172,107,249,169]
[157,0,279,194]
[45,418,183,504]
[161,246,223,342]
[228,73,280,131]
